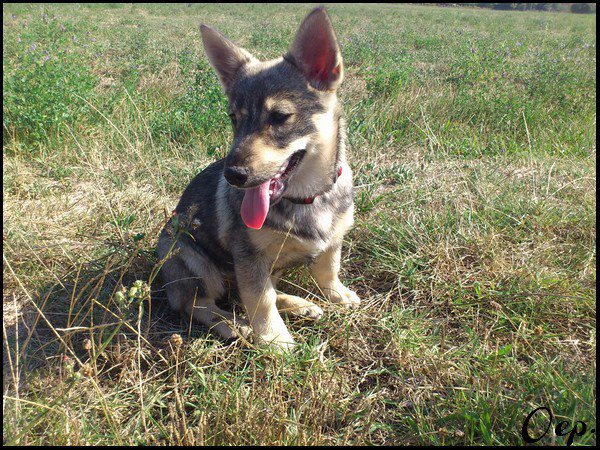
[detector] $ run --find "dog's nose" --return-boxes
[224,166,249,187]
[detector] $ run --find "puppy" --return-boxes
[157,7,360,350]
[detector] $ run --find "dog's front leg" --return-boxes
[312,244,361,308]
[235,258,295,350]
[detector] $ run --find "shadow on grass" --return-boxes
[2,235,228,387]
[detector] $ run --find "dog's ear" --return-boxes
[200,24,256,92]
[286,7,343,91]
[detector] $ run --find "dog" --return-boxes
[157,7,360,350]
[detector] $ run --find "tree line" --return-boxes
[431,3,595,14]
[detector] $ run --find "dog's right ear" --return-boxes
[200,24,256,92]
[286,7,344,91]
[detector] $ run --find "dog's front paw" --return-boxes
[255,330,296,351]
[324,281,361,309]
[252,316,296,351]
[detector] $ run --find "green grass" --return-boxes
[3,3,596,446]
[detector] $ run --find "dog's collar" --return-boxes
[282,166,343,205]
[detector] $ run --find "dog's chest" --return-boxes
[249,205,353,269]
[250,229,329,270]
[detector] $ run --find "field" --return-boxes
[2,3,596,445]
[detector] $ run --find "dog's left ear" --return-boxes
[286,7,344,91]
[200,24,257,93]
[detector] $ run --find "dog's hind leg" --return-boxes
[165,273,252,340]
[275,293,324,320]
[271,271,323,320]
[183,295,252,340]
[270,272,323,320]
[158,237,251,340]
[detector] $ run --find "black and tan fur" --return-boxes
[157,7,360,350]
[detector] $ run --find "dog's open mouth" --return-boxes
[240,149,306,229]
[268,149,305,201]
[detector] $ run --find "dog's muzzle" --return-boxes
[224,166,249,187]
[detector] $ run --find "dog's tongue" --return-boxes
[240,180,270,229]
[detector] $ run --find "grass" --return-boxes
[2,2,596,445]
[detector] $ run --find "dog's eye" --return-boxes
[229,113,237,127]
[269,111,292,126]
